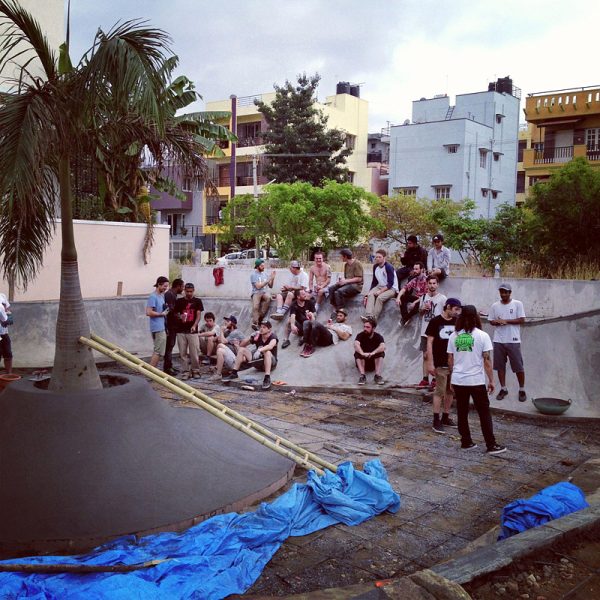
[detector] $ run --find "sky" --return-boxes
[69,0,600,132]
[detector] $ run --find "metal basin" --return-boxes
[532,397,572,415]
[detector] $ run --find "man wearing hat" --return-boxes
[299,307,353,357]
[426,298,462,433]
[250,258,275,330]
[209,315,246,380]
[488,283,527,402]
[145,276,169,368]
[427,234,451,280]
[271,260,309,320]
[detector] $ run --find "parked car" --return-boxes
[239,248,279,262]
[222,252,242,261]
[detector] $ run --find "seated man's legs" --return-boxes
[258,293,271,322]
[400,292,419,322]
[372,287,396,320]
[211,343,236,378]
[330,284,359,310]
[396,266,413,287]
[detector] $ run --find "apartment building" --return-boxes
[522,85,600,187]
[388,77,521,218]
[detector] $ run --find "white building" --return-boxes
[388,77,521,218]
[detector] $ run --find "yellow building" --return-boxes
[522,86,600,189]
[203,84,369,236]
[516,123,532,205]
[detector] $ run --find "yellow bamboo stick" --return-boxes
[88,333,337,472]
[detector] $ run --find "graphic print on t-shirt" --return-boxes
[454,332,474,352]
[439,325,455,339]
[181,302,196,323]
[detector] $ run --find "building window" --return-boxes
[345,134,357,150]
[492,191,498,199]
[479,149,488,168]
[518,140,527,162]
[182,178,192,192]
[396,187,417,196]
[434,186,451,200]
[446,144,459,154]
[493,152,502,162]
[516,171,525,193]
[481,188,488,198]
[586,128,600,151]
[496,114,504,124]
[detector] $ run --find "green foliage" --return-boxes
[221,181,377,259]
[371,194,434,244]
[527,157,600,268]
[256,73,351,186]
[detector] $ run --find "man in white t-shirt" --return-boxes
[271,260,309,320]
[416,274,446,389]
[447,305,506,455]
[488,283,527,403]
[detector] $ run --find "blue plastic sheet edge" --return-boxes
[498,481,589,541]
[0,459,400,599]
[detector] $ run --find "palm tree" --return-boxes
[0,1,227,391]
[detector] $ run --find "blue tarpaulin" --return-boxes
[498,481,588,541]
[0,460,400,599]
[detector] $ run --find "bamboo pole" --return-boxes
[80,336,336,475]
[88,333,337,472]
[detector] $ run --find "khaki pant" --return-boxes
[252,292,271,324]
[365,287,397,320]
[177,333,200,373]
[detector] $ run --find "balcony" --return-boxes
[522,144,600,169]
[533,146,573,164]
[525,85,600,123]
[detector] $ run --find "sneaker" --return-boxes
[432,421,445,434]
[181,372,191,380]
[270,311,285,321]
[441,416,458,428]
[358,374,367,385]
[302,344,315,357]
[251,322,259,331]
[518,390,527,403]
[281,339,291,349]
[461,442,478,450]
[222,370,239,381]
[165,368,179,376]
[374,374,385,385]
[261,375,272,390]
[417,378,429,388]
[496,388,509,401]
[487,444,507,455]
[208,373,222,381]
[201,357,212,365]
[191,370,201,379]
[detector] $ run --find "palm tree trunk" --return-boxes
[49,157,102,391]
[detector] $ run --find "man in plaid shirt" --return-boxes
[395,262,428,326]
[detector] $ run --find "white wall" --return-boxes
[3,221,170,302]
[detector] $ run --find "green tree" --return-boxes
[0,1,223,391]
[221,181,377,259]
[255,73,351,186]
[527,157,600,267]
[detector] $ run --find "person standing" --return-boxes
[145,276,169,368]
[362,249,398,322]
[488,283,527,402]
[250,258,275,330]
[329,248,364,315]
[447,305,506,455]
[416,274,446,388]
[164,278,184,375]
[354,317,386,386]
[173,283,204,380]
[426,298,462,433]
[0,299,13,374]
[427,234,451,281]
[396,235,428,286]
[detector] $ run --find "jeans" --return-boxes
[399,291,420,321]
[163,328,178,371]
[453,384,497,449]
[329,283,360,310]
[302,320,334,347]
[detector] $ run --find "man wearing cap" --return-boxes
[223,321,278,390]
[271,260,309,320]
[209,315,246,380]
[427,234,451,280]
[426,298,462,433]
[354,317,386,386]
[362,249,399,322]
[396,235,428,287]
[250,258,276,330]
[145,276,170,368]
[299,307,353,357]
[329,248,364,315]
[488,283,527,402]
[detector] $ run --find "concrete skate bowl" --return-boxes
[0,375,294,555]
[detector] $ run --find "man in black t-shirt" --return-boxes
[173,283,204,379]
[425,297,462,433]
[354,317,386,386]
[222,321,278,390]
[281,289,316,349]
[164,278,184,375]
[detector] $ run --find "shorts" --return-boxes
[354,351,385,372]
[493,342,524,373]
[434,366,451,396]
[251,349,277,371]
[420,336,428,352]
[221,346,236,370]
[151,330,167,357]
[0,335,13,360]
